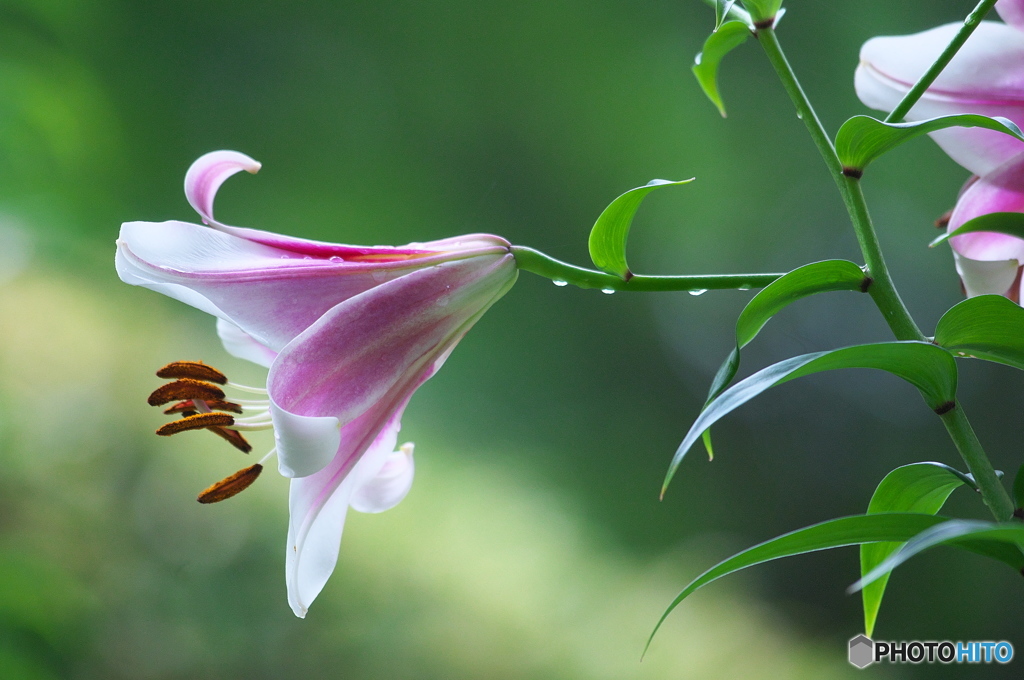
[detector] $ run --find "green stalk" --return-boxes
[940,405,1015,521]
[510,246,782,291]
[756,27,924,341]
[884,0,999,123]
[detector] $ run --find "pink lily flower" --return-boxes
[854,0,1024,300]
[116,151,517,616]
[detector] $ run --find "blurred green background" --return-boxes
[1,0,1021,677]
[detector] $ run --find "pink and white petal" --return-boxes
[269,401,341,479]
[349,443,415,514]
[948,153,1024,261]
[285,400,408,618]
[216,319,278,368]
[953,251,1020,297]
[184,150,261,225]
[267,253,517,434]
[997,0,1024,31]
[856,22,1024,175]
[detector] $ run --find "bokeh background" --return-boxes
[1,0,1021,677]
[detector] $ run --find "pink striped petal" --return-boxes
[184,150,262,225]
[856,22,1024,175]
[948,153,1024,263]
[349,443,415,514]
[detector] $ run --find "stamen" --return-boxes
[258,447,277,465]
[207,426,253,453]
[156,360,228,385]
[156,412,234,436]
[197,464,263,504]
[226,382,269,395]
[163,400,198,416]
[148,379,225,406]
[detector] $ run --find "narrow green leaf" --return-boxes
[836,114,1024,173]
[706,260,867,404]
[935,294,1024,371]
[665,342,957,495]
[587,179,693,280]
[930,211,1024,248]
[861,463,968,636]
[714,0,738,29]
[645,513,948,656]
[692,21,750,117]
[1013,464,1024,510]
[851,520,1024,593]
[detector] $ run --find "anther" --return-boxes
[197,464,263,503]
[148,379,226,407]
[163,400,198,416]
[156,361,228,385]
[207,426,253,453]
[156,412,234,436]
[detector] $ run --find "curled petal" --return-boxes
[184,150,261,225]
[953,251,1020,298]
[217,319,278,368]
[856,22,1024,175]
[349,443,415,514]
[997,0,1024,31]
[269,401,341,478]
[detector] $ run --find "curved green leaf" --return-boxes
[851,520,1024,593]
[935,295,1024,371]
[645,513,948,656]
[861,463,969,636]
[706,260,867,404]
[740,0,783,23]
[714,0,739,29]
[665,342,957,495]
[587,179,693,280]
[692,21,751,117]
[931,211,1024,248]
[836,114,1024,173]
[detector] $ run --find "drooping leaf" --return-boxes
[665,342,957,495]
[930,211,1024,248]
[836,115,1024,173]
[706,260,867,404]
[587,179,693,280]
[645,513,948,656]
[692,21,750,117]
[935,295,1024,371]
[851,520,1024,593]
[861,463,970,636]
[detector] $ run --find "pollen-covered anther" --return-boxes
[197,464,263,504]
[156,412,234,436]
[148,378,226,407]
[207,426,253,453]
[156,360,228,385]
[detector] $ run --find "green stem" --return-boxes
[884,0,999,123]
[756,27,925,341]
[510,246,782,291]
[940,404,1015,521]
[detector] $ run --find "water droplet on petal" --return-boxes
[329,256,344,262]
[688,289,707,296]
[738,284,752,291]
[601,288,615,295]
[371,270,388,283]
[552,280,568,287]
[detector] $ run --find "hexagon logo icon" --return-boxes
[849,634,874,668]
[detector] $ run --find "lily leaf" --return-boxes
[836,114,1024,173]
[714,0,738,29]
[692,21,751,117]
[587,179,693,280]
[935,295,1024,371]
[706,260,867,404]
[740,0,783,24]
[645,512,948,656]
[851,519,1024,593]
[930,211,1024,248]
[1014,465,1024,510]
[665,342,957,496]
[861,463,970,636]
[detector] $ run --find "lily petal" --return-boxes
[948,153,1024,263]
[997,0,1024,31]
[116,219,511,351]
[856,22,1024,175]
[953,251,1020,297]
[216,319,278,368]
[184,150,262,226]
[269,401,342,479]
[349,443,415,514]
